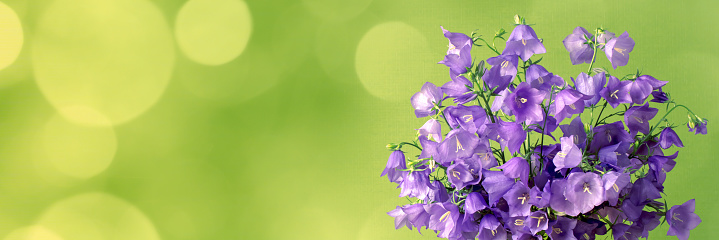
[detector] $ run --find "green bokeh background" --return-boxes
[0,0,715,239]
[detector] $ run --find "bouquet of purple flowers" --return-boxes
[381,15,706,240]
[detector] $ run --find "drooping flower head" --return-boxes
[659,127,684,149]
[398,167,432,200]
[590,121,633,153]
[667,199,701,240]
[573,71,606,107]
[563,26,594,65]
[442,73,477,104]
[505,82,546,123]
[441,26,472,55]
[417,119,442,142]
[381,150,407,183]
[439,46,472,75]
[487,53,519,79]
[604,31,635,69]
[624,103,659,136]
[526,64,564,92]
[411,82,443,118]
[503,24,546,61]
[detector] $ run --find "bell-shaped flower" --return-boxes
[398,167,432,200]
[529,185,551,208]
[482,169,515,205]
[572,219,607,240]
[473,140,497,169]
[477,215,507,240]
[559,117,587,149]
[604,31,634,69]
[504,181,532,217]
[590,121,632,153]
[438,129,479,164]
[563,26,594,65]
[651,87,669,103]
[599,76,632,108]
[612,223,642,240]
[688,118,708,135]
[491,88,512,113]
[445,104,487,133]
[553,136,582,171]
[411,82,443,118]
[505,82,546,123]
[418,137,439,161]
[628,176,661,205]
[526,64,564,92]
[565,172,605,214]
[381,150,406,183]
[417,119,442,142]
[667,199,701,240]
[553,89,590,122]
[426,180,449,203]
[487,53,519,79]
[486,119,526,154]
[441,26,472,55]
[465,192,488,214]
[503,24,546,61]
[549,179,580,216]
[388,206,413,230]
[447,161,475,190]
[602,171,630,206]
[498,157,530,185]
[442,73,477,104]
[626,78,653,104]
[427,202,461,238]
[549,217,577,240]
[526,211,549,235]
[659,127,684,149]
[482,65,513,94]
[624,103,658,136]
[573,72,606,107]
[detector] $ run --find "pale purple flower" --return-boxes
[572,72,606,107]
[667,199,701,240]
[553,136,582,170]
[505,82,546,123]
[526,64,564,92]
[604,31,634,69]
[438,129,480,164]
[565,172,605,214]
[417,119,442,142]
[563,26,594,65]
[381,150,406,183]
[411,82,443,118]
[441,26,472,55]
[439,47,472,75]
[503,24,546,61]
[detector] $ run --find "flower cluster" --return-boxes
[381,16,705,240]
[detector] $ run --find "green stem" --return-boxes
[594,101,608,126]
[478,38,501,55]
[586,29,599,74]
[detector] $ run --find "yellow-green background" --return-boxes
[0,0,715,239]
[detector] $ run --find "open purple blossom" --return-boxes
[447,161,476,190]
[553,136,582,171]
[505,82,546,123]
[688,118,708,135]
[427,202,461,238]
[417,119,442,142]
[599,75,631,108]
[441,26,472,55]
[442,73,477,104]
[411,82,443,118]
[563,26,594,65]
[602,171,630,205]
[573,72,606,107]
[526,64,564,92]
[498,157,530,185]
[624,103,658,136]
[560,117,587,148]
[565,172,605,214]
[483,65,514,94]
[487,54,519,79]
[549,179,580,216]
[504,181,532,217]
[526,211,549,235]
[439,46,472,75]
[553,89,589,122]
[477,215,507,240]
[465,192,487,213]
[398,167,432,200]
[659,127,684,149]
[667,199,701,240]
[503,24,546,61]
[482,169,515,205]
[381,150,406,183]
[445,105,487,133]
[604,31,634,69]
[549,217,577,240]
[486,119,526,154]
[626,78,653,105]
[438,129,480,164]
[590,121,633,153]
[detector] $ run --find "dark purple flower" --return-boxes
[483,65,514,94]
[688,118,708,135]
[565,172,605,214]
[526,211,549,235]
[659,127,684,149]
[427,202,461,238]
[602,171,630,206]
[553,136,582,170]
[504,181,531,217]
[573,72,606,107]
[549,179,580,216]
[482,169,515,205]
[381,150,406,183]
[411,82,443,118]
[498,157,530,185]
[636,74,668,90]
[573,219,607,240]
[624,103,658,136]
[651,87,669,103]
[599,76,631,108]
[529,185,551,208]
[621,199,645,222]
[441,26,472,55]
[445,105,487,133]
[549,216,577,240]
[505,82,546,123]
[439,46,472,75]
[417,119,442,142]
[590,121,632,153]
[604,31,634,69]
[477,215,507,240]
[648,151,678,184]
[634,211,661,238]
[563,26,594,65]
[526,64,564,92]
[553,89,589,122]
[503,24,546,61]
[667,199,701,240]
[398,168,432,199]
[447,162,475,190]
[465,192,487,213]
[438,129,480,165]
[628,176,661,205]
[442,73,477,104]
[486,119,526,154]
[560,117,587,148]
[612,223,642,240]
[487,54,519,78]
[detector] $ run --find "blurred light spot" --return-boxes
[175,0,251,66]
[0,1,22,72]
[39,192,160,240]
[356,21,439,101]
[32,0,175,126]
[302,0,372,22]
[3,226,63,240]
[41,109,116,179]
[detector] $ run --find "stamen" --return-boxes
[491,229,496,236]
[573,135,579,144]
[556,152,567,158]
[672,213,684,222]
[553,228,562,234]
[583,233,590,239]
[455,138,464,153]
[514,219,524,226]
[569,103,576,110]
[610,90,619,99]
[429,160,436,170]
[613,183,619,192]
[583,182,593,194]
[522,39,527,45]
[633,116,643,123]
[451,170,461,179]
[518,194,529,204]
[515,97,527,107]
[530,215,545,227]
[615,47,626,55]
[501,60,510,68]
[439,211,451,222]
[462,115,473,123]
[538,76,544,83]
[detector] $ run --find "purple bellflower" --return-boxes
[398,167,432,199]
[563,26,594,65]
[465,192,488,214]
[411,82,443,118]
[417,119,442,142]
[504,181,532,217]
[599,76,631,108]
[498,157,530,185]
[565,172,605,214]
[659,127,684,149]
[549,179,580,216]
[445,105,487,133]
[487,54,519,79]
[486,119,526,154]
[573,72,606,107]
[439,46,472,76]
[549,217,578,240]
[447,161,476,190]
[381,150,406,183]
[651,87,669,103]
[427,202,461,238]
[526,211,549,235]
[602,171,630,206]
[526,64,564,92]
[688,118,708,135]
[553,89,589,122]
[590,121,633,153]
[624,103,658,136]
[442,73,477,104]
[505,82,546,123]
[667,199,701,240]
[477,215,507,240]
[438,129,480,164]
[483,65,514,94]
[441,26,472,55]
[503,24,546,61]
[604,31,634,69]
[553,136,582,171]
[482,169,515,205]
